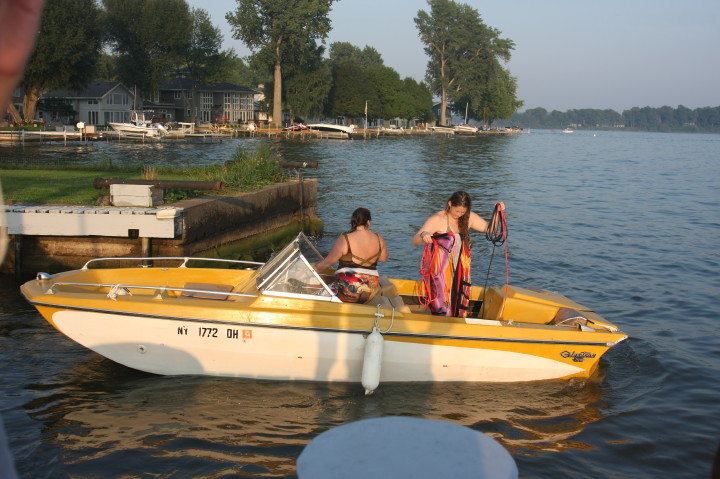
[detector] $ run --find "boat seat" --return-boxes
[181,282,233,300]
[365,276,412,313]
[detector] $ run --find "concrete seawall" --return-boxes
[2,179,319,281]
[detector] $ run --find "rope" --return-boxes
[485,202,507,245]
[374,303,395,333]
[418,238,439,309]
[481,203,510,319]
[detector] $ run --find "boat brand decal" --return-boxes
[243,330,253,339]
[561,351,596,362]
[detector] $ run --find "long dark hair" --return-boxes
[350,207,372,231]
[446,191,471,245]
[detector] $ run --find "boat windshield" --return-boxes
[256,233,337,300]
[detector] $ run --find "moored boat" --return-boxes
[305,123,355,138]
[430,124,456,135]
[21,233,626,392]
[454,124,479,134]
[108,110,167,138]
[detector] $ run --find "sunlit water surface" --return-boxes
[1,130,719,478]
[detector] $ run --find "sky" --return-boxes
[189,0,720,113]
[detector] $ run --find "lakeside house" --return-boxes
[39,82,134,127]
[155,77,261,125]
[7,79,264,127]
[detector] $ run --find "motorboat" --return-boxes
[21,233,627,392]
[430,124,456,135]
[454,124,479,135]
[454,104,479,134]
[562,128,574,133]
[305,123,355,138]
[108,110,168,138]
[283,123,310,132]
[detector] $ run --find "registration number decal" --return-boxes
[176,326,252,340]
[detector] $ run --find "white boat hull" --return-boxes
[108,123,162,137]
[52,310,584,382]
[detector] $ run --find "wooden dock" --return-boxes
[0,125,521,145]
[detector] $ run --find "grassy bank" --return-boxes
[0,143,287,205]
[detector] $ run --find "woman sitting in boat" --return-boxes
[412,191,495,317]
[314,208,389,303]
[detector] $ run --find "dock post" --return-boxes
[141,237,152,266]
[14,235,22,282]
[299,173,305,232]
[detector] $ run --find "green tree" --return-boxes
[327,43,433,124]
[329,42,384,69]
[19,0,102,122]
[103,0,192,99]
[180,8,228,123]
[95,53,120,82]
[367,66,404,120]
[207,52,267,87]
[398,77,434,122]
[480,67,521,124]
[282,41,332,122]
[327,43,382,120]
[328,61,371,119]
[226,0,334,127]
[415,0,517,126]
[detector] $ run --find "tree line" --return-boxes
[8,0,521,128]
[506,106,720,133]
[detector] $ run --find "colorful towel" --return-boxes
[420,232,472,317]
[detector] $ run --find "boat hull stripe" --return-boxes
[29,301,617,347]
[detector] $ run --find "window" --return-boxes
[88,111,98,125]
[174,91,182,99]
[241,95,252,111]
[88,99,98,105]
[202,92,212,110]
[104,111,130,124]
[107,93,128,105]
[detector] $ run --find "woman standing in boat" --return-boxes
[314,208,389,303]
[412,191,492,317]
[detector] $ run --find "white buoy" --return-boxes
[297,416,518,479]
[361,327,384,395]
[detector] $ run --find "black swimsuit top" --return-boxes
[337,233,382,270]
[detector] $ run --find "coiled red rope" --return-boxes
[482,202,509,319]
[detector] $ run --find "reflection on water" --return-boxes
[21,351,608,477]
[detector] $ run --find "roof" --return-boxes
[43,81,128,99]
[160,77,260,94]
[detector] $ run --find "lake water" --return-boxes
[1,130,719,478]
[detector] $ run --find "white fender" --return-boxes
[361,327,384,395]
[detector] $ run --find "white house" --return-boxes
[39,82,135,126]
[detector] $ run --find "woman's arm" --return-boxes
[469,211,489,233]
[377,234,389,263]
[313,236,347,272]
[412,213,442,246]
